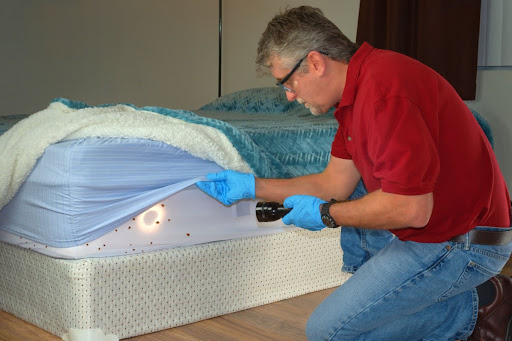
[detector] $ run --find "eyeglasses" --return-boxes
[276,51,328,93]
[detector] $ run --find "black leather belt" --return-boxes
[449,229,512,246]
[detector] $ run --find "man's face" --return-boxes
[270,55,331,115]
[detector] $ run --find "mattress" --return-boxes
[0,190,292,259]
[0,178,293,259]
[0,136,295,257]
[0,92,341,258]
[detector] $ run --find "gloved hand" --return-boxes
[282,195,328,231]
[196,170,256,206]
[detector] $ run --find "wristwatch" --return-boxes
[321,199,340,228]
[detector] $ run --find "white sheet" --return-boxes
[0,186,294,259]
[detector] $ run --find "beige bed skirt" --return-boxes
[0,228,350,339]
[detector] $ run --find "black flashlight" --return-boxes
[255,201,292,222]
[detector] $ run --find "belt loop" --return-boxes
[463,232,471,250]
[360,228,367,250]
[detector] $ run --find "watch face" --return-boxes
[321,201,338,228]
[321,215,333,227]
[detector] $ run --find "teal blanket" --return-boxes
[48,97,338,179]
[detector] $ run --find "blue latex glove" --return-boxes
[282,195,328,231]
[196,170,255,206]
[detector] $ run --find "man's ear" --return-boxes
[307,51,326,76]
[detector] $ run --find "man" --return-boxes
[197,6,512,341]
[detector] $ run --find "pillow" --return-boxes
[199,87,308,114]
[471,109,494,148]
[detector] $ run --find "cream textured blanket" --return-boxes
[0,102,251,211]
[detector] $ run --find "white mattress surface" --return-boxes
[0,184,294,259]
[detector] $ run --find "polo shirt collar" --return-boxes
[337,42,375,108]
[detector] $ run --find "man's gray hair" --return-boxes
[256,6,358,76]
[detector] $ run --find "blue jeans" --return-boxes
[307,227,512,340]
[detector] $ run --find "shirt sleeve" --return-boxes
[368,97,440,195]
[331,126,351,159]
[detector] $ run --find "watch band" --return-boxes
[321,199,339,228]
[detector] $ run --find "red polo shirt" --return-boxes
[332,42,510,242]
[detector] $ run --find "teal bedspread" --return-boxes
[194,109,337,178]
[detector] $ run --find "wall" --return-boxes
[0,0,218,115]
[221,0,360,94]
[465,70,512,190]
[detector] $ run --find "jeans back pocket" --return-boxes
[438,260,499,302]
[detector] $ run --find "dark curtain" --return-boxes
[356,0,481,100]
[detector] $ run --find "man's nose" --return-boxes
[285,91,297,102]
